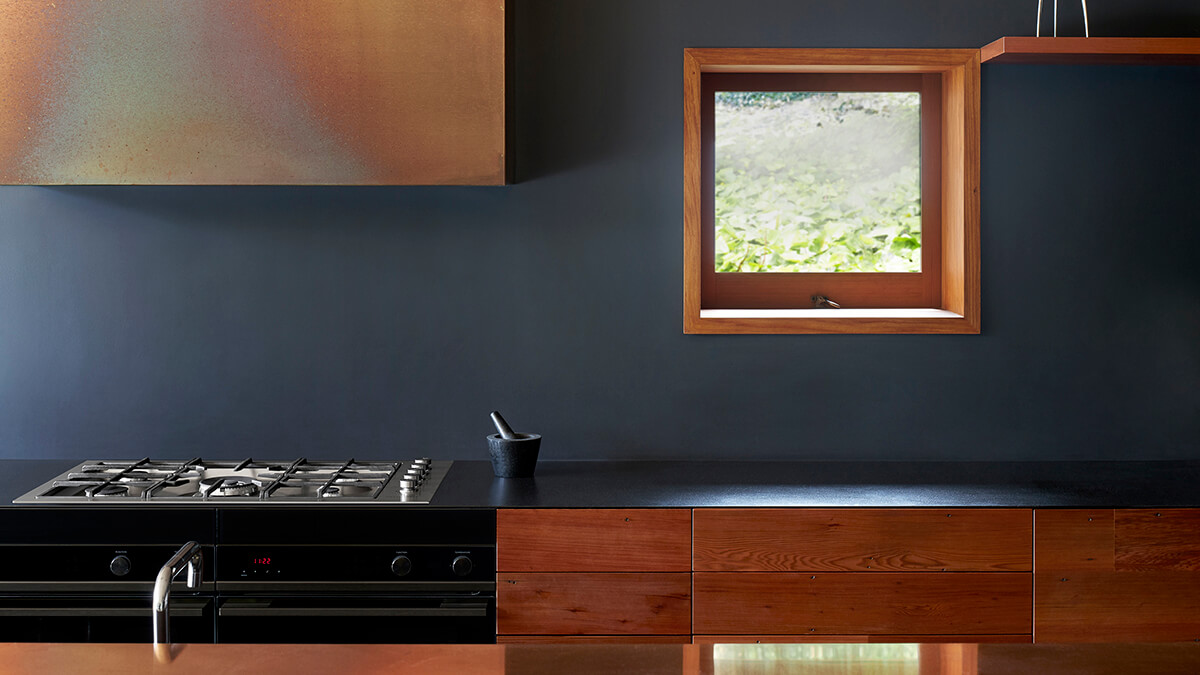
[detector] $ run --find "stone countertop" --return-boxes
[3,458,1199,509]
[433,459,1200,508]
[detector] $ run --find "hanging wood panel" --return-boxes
[0,0,506,185]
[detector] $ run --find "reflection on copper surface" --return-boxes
[5,643,1200,675]
[0,1,505,185]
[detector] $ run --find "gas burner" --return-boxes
[200,477,258,498]
[88,484,130,498]
[15,458,450,505]
[319,484,374,498]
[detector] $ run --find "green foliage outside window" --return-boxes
[714,91,922,273]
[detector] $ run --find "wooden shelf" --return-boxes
[981,37,1200,65]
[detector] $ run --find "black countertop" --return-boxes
[3,458,1199,509]
[434,459,1200,508]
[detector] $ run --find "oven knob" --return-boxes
[390,555,413,577]
[109,555,132,577]
[450,555,473,577]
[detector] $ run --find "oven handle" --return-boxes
[218,598,490,618]
[0,598,210,618]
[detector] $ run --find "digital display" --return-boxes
[250,556,272,566]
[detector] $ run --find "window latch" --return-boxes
[812,295,841,309]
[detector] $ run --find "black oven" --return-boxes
[214,509,496,644]
[213,544,495,643]
[215,595,493,643]
[0,507,496,644]
[0,593,214,643]
[0,510,218,643]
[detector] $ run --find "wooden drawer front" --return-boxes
[694,508,1032,572]
[1035,509,1200,642]
[693,572,1032,635]
[497,573,691,635]
[1115,509,1200,571]
[497,509,691,572]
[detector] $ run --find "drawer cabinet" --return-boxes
[694,508,1032,572]
[497,509,691,572]
[497,573,691,636]
[692,508,1033,641]
[492,506,1200,643]
[693,572,1031,636]
[495,509,691,642]
[1035,509,1200,642]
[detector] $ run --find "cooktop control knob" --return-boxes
[109,555,131,577]
[450,555,473,577]
[390,555,413,577]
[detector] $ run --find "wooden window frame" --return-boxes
[702,73,942,310]
[684,48,980,334]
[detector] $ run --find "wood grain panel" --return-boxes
[686,48,981,72]
[1034,508,1200,642]
[693,572,1031,635]
[1034,572,1200,642]
[497,509,691,572]
[683,49,703,333]
[943,49,981,331]
[980,37,1200,65]
[1033,510,1115,571]
[1115,510,1200,571]
[694,509,1031,572]
[497,573,691,635]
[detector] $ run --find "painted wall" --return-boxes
[1,1,1198,461]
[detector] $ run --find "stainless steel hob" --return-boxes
[12,457,450,505]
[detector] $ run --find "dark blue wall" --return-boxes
[2,1,1198,461]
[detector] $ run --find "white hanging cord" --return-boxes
[1036,0,1088,38]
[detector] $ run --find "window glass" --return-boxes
[714,91,922,274]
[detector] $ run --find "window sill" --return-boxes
[689,309,978,335]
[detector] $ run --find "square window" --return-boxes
[684,49,980,334]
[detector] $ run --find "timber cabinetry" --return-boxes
[1035,509,1200,642]
[495,506,1200,643]
[692,508,1033,642]
[495,509,691,643]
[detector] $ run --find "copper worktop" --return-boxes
[4,642,1200,674]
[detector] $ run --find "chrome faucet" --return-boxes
[152,541,203,645]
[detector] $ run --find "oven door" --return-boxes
[0,596,214,643]
[216,594,495,644]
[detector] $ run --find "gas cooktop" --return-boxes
[12,457,449,505]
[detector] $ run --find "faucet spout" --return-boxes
[152,541,203,645]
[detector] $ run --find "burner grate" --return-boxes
[16,457,446,505]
